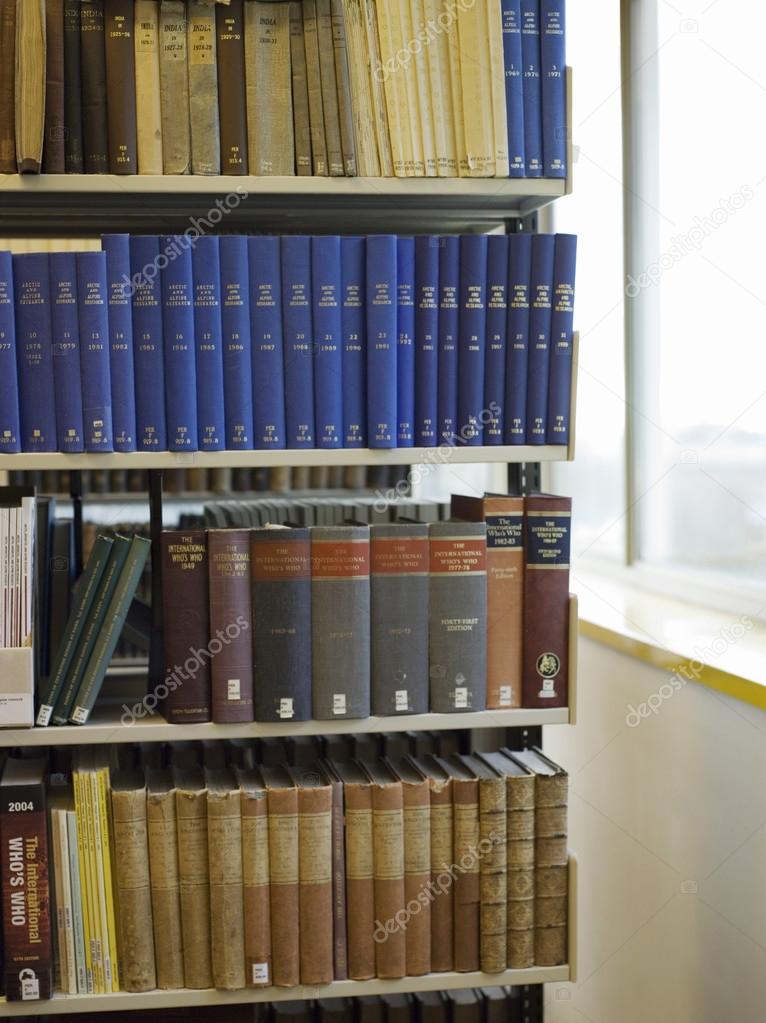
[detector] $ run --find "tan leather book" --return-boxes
[15,0,46,173]
[187,0,220,174]
[332,759,375,980]
[111,770,157,992]
[302,0,327,175]
[457,0,494,176]
[395,0,424,175]
[444,0,468,175]
[245,0,294,176]
[289,2,311,175]
[318,761,348,980]
[205,768,246,990]
[410,755,453,972]
[134,1,164,174]
[173,766,213,989]
[146,768,185,989]
[435,755,478,972]
[423,0,458,177]
[341,0,379,176]
[373,0,408,176]
[387,757,431,976]
[294,767,334,984]
[361,0,393,176]
[159,0,190,173]
[43,0,65,172]
[263,764,300,987]
[487,0,509,176]
[0,0,16,172]
[408,0,437,176]
[237,767,272,987]
[316,0,344,175]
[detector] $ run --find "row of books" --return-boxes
[3,0,567,180]
[0,485,35,649]
[0,744,569,999]
[0,232,577,455]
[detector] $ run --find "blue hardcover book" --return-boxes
[76,251,113,452]
[437,236,459,445]
[505,232,532,444]
[341,236,367,448]
[415,236,439,447]
[249,237,286,449]
[49,253,84,453]
[0,252,20,453]
[13,253,57,452]
[220,236,253,450]
[130,235,167,450]
[311,236,343,449]
[526,233,555,443]
[484,235,509,445]
[521,1,543,177]
[396,236,415,447]
[457,234,488,446]
[192,236,225,452]
[281,236,315,449]
[502,0,526,176]
[541,0,566,178]
[102,234,137,451]
[366,235,397,449]
[161,236,198,451]
[547,233,577,444]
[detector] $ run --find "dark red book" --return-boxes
[43,0,66,173]
[208,529,254,722]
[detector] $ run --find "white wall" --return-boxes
[543,636,766,1023]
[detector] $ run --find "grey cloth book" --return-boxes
[315,0,344,175]
[159,0,190,174]
[289,1,311,175]
[187,0,220,174]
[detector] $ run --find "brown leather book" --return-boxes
[63,0,84,171]
[315,0,343,175]
[262,764,300,987]
[387,757,431,976]
[410,755,453,972]
[435,754,479,972]
[173,766,214,989]
[146,768,185,989]
[80,0,109,173]
[0,0,16,172]
[15,0,47,173]
[43,0,65,173]
[319,760,348,979]
[289,1,311,176]
[452,493,525,709]
[237,766,272,987]
[207,529,254,723]
[215,0,248,174]
[523,494,571,708]
[301,0,327,175]
[206,768,246,990]
[294,767,334,984]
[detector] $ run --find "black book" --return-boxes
[79,0,108,172]
[350,733,382,760]
[287,736,323,768]
[33,496,55,681]
[478,988,507,1023]
[382,995,412,1023]
[446,991,481,1023]
[273,1002,312,1023]
[416,992,447,1023]
[322,734,354,761]
[357,996,384,1023]
[381,732,413,759]
[317,998,350,1023]
[258,736,289,767]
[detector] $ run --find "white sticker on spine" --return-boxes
[395,690,409,712]
[279,698,294,719]
[252,963,269,984]
[499,685,513,707]
[454,687,469,709]
[332,693,347,715]
[227,678,241,700]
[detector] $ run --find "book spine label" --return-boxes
[302,0,329,176]
[343,781,375,979]
[146,789,185,988]
[298,784,334,984]
[341,236,367,447]
[13,254,57,452]
[104,0,138,173]
[401,778,431,975]
[457,235,489,445]
[111,787,156,992]
[207,788,245,990]
[289,2,312,175]
[438,235,459,444]
[162,531,212,723]
[396,237,415,447]
[159,0,190,174]
[452,777,480,971]
[220,236,253,450]
[0,252,20,452]
[311,236,343,449]
[541,0,566,177]
[250,237,286,449]
[161,236,198,451]
[415,236,439,446]
[505,233,532,444]
[240,788,271,986]
[192,236,225,452]
[76,252,113,452]
[0,1,16,172]
[281,236,315,449]
[245,1,294,176]
[371,782,406,978]
[251,530,312,723]
[216,0,248,174]
[208,530,254,723]
[80,0,109,173]
[188,0,220,174]
[43,0,66,173]
[502,0,525,175]
[484,235,509,445]
[175,785,213,987]
[366,235,397,448]
[331,0,357,175]
[130,235,167,451]
[526,233,555,443]
[134,1,164,175]
[521,0,543,176]
[316,0,344,175]
[102,234,137,451]
[427,776,453,971]
[49,253,85,454]
[266,784,300,987]
[546,233,577,444]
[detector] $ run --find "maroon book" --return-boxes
[215,0,248,174]
[43,0,66,173]
[208,529,254,722]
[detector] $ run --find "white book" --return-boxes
[362,0,394,176]
[445,0,469,175]
[457,0,495,175]
[51,803,78,993]
[1,507,7,647]
[408,0,438,176]
[342,0,380,176]
[20,494,35,645]
[396,0,425,175]
[487,0,509,176]
[423,0,458,176]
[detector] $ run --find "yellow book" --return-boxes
[89,766,114,992]
[83,758,106,994]
[96,759,121,992]
[423,0,458,176]
[342,0,381,176]
[362,0,394,176]
[457,0,495,175]
[444,0,469,175]
[395,0,425,175]
[374,0,409,176]
[487,0,509,176]
[72,766,96,993]
[408,0,437,176]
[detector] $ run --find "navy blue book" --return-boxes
[102,234,137,452]
[396,236,415,447]
[13,253,57,452]
[76,251,113,452]
[220,235,253,450]
[281,236,315,449]
[437,236,459,445]
[366,235,397,449]
[521,0,543,177]
[484,235,509,445]
[130,235,167,451]
[161,236,198,451]
[457,235,488,446]
[502,0,526,176]
[414,236,439,447]
[505,232,532,444]
[0,252,20,453]
[311,235,343,449]
[526,233,555,443]
[250,236,286,450]
[541,0,566,178]
[49,253,84,453]
[192,236,226,452]
[547,233,577,444]
[341,236,366,448]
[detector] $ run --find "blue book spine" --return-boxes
[484,236,509,445]
[526,233,555,443]
[130,235,167,451]
[192,236,225,452]
[366,235,398,449]
[220,236,253,450]
[415,236,439,447]
[250,237,286,450]
[505,233,532,444]
[76,251,113,452]
[437,236,459,445]
[281,236,315,449]
[0,253,20,453]
[396,237,415,447]
[102,234,137,451]
[521,1,543,177]
[502,0,526,177]
[13,253,57,452]
[457,235,488,446]
[547,233,577,444]
[161,236,198,451]
[541,0,566,178]
[311,236,343,449]
[341,236,367,448]
[49,253,84,453]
